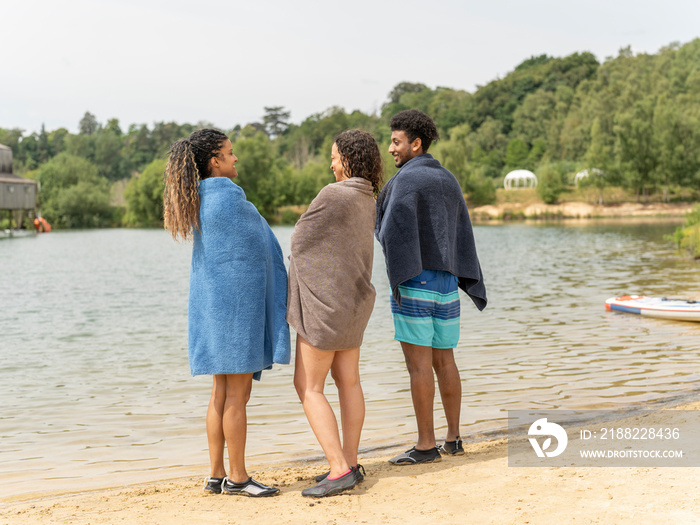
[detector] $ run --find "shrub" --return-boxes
[536,164,564,204]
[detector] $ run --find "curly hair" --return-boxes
[163,128,229,241]
[389,109,440,152]
[334,129,384,197]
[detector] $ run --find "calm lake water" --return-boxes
[1,221,700,500]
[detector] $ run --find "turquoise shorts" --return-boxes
[390,269,460,349]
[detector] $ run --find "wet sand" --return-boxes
[3,400,699,525]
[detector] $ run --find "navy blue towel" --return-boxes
[375,154,487,311]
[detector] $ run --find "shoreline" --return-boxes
[3,397,700,524]
[470,201,694,221]
[276,200,695,226]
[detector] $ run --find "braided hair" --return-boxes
[163,128,229,241]
[334,129,384,197]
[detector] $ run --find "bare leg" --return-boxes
[222,373,253,483]
[206,375,227,478]
[400,342,436,450]
[432,348,462,442]
[294,335,350,478]
[330,347,364,466]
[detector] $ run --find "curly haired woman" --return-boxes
[287,129,383,497]
[163,128,290,498]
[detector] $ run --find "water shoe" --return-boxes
[302,467,358,497]
[203,476,224,494]
[440,437,465,455]
[314,463,365,483]
[221,476,280,497]
[389,446,442,465]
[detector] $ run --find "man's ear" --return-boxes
[411,137,423,154]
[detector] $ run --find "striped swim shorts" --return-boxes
[390,269,460,349]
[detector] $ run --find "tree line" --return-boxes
[1,38,699,229]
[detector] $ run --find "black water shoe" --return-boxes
[389,446,442,465]
[440,437,465,455]
[221,477,280,497]
[203,476,224,494]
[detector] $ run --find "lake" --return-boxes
[1,221,699,500]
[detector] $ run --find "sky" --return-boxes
[2,0,700,135]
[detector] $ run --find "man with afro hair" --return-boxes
[375,109,487,465]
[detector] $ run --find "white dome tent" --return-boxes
[504,170,537,190]
[574,168,604,186]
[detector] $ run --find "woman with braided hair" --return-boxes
[164,128,290,497]
[287,129,383,497]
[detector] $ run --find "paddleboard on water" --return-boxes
[605,295,700,322]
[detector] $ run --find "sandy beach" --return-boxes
[3,400,699,525]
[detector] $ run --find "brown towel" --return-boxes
[287,177,376,351]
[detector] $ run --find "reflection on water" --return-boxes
[1,222,699,499]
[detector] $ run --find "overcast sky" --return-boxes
[2,0,699,135]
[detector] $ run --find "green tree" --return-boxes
[263,106,291,138]
[32,153,112,228]
[504,138,530,170]
[66,133,95,161]
[79,111,100,135]
[0,128,23,153]
[94,129,128,180]
[464,166,497,205]
[537,163,565,204]
[233,131,289,218]
[670,205,700,258]
[37,124,50,163]
[105,118,123,136]
[16,133,40,171]
[386,82,429,105]
[123,124,154,171]
[381,82,430,117]
[512,90,556,146]
[151,121,195,158]
[51,181,112,228]
[586,118,611,172]
[291,160,331,204]
[527,139,547,167]
[427,87,473,136]
[48,128,70,157]
[468,118,507,168]
[433,124,470,185]
[614,98,658,200]
[654,97,700,200]
[123,158,167,226]
[583,117,612,204]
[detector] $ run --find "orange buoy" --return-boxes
[34,217,51,232]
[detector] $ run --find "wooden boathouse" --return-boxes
[0,144,39,234]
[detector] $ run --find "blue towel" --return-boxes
[375,154,487,311]
[188,177,290,380]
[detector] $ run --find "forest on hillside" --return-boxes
[1,38,699,230]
